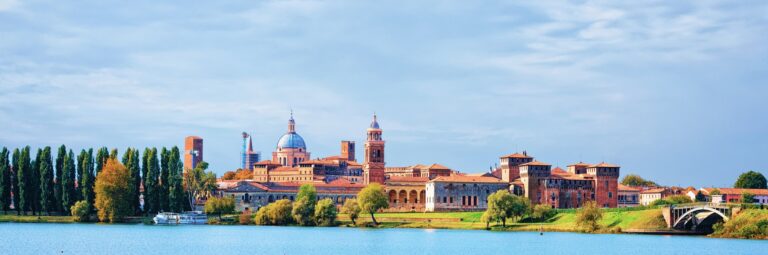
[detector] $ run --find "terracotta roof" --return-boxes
[431,175,506,184]
[300,159,332,165]
[272,166,299,172]
[347,161,362,167]
[551,167,567,174]
[589,162,620,168]
[521,161,551,166]
[641,188,666,194]
[411,164,428,169]
[465,172,495,177]
[254,160,281,165]
[619,184,641,192]
[567,162,591,167]
[702,188,768,196]
[386,176,429,183]
[501,153,532,158]
[428,163,450,170]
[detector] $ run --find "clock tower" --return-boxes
[364,114,385,184]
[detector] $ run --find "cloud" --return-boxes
[0,0,18,12]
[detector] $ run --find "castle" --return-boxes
[217,113,619,212]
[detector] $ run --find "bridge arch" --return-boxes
[672,207,729,229]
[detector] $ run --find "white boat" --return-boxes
[153,212,180,224]
[178,211,208,224]
[153,211,208,225]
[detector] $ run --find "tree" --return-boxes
[532,204,554,221]
[0,148,10,214]
[341,198,361,226]
[123,148,142,215]
[314,198,337,226]
[30,148,41,215]
[267,199,293,225]
[183,161,216,210]
[695,191,708,202]
[95,147,108,176]
[16,146,32,215]
[60,150,77,215]
[292,184,317,226]
[482,190,516,227]
[254,206,270,225]
[79,149,95,213]
[222,169,254,180]
[159,147,170,212]
[221,171,236,180]
[734,171,767,189]
[168,147,186,212]
[11,149,20,215]
[203,196,235,220]
[575,201,603,232]
[38,147,56,215]
[94,159,133,222]
[741,192,755,204]
[509,195,531,222]
[621,174,658,187]
[54,145,66,212]
[710,188,722,195]
[143,148,160,214]
[109,148,118,160]
[357,183,388,225]
[70,200,90,222]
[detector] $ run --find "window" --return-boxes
[608,192,612,198]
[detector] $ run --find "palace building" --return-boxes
[216,113,620,212]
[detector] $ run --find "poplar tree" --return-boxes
[159,147,170,212]
[39,147,56,215]
[54,145,66,212]
[16,146,32,215]
[95,147,108,176]
[76,150,85,200]
[141,148,150,214]
[11,148,20,215]
[169,146,186,212]
[144,148,160,214]
[60,150,77,215]
[0,148,10,214]
[122,148,142,215]
[110,148,118,160]
[80,149,95,211]
[30,148,42,215]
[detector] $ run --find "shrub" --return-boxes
[341,199,361,226]
[575,201,603,232]
[239,211,253,225]
[531,204,554,221]
[70,200,90,222]
[254,206,270,225]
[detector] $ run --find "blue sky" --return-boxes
[1,0,766,187]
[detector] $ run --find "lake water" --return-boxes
[0,223,765,254]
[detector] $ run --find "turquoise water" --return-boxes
[0,223,765,254]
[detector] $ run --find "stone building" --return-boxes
[385,164,454,179]
[618,184,641,207]
[425,175,509,212]
[385,176,428,212]
[218,179,363,212]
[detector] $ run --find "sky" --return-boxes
[0,0,766,188]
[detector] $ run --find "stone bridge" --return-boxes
[662,203,738,231]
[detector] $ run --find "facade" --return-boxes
[385,176,428,212]
[218,179,364,212]
[499,152,533,182]
[385,164,454,179]
[184,136,203,170]
[640,188,667,206]
[425,175,509,212]
[618,184,641,207]
[701,188,768,204]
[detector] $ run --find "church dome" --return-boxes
[277,132,306,149]
[369,114,380,129]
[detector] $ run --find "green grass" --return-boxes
[0,214,76,223]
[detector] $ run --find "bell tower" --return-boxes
[364,114,385,184]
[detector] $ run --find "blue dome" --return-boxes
[277,132,306,149]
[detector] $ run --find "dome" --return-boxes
[277,132,306,149]
[369,114,380,129]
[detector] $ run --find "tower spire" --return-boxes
[288,110,296,133]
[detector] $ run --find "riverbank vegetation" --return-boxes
[711,209,768,239]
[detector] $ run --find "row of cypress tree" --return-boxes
[0,145,189,216]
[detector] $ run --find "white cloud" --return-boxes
[0,0,18,12]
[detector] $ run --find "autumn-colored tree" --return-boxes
[204,196,235,220]
[94,159,133,223]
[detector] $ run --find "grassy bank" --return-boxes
[0,214,76,223]
[710,209,768,239]
[338,208,667,233]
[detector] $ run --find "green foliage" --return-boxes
[651,195,692,206]
[482,190,529,227]
[710,188,721,195]
[95,147,108,176]
[341,199,361,225]
[54,145,66,212]
[0,148,11,213]
[168,147,186,212]
[122,148,142,215]
[532,204,554,221]
[61,150,77,215]
[16,146,32,214]
[204,196,236,219]
[621,174,658,187]
[575,201,603,232]
[735,171,767,189]
[712,209,768,239]
[183,161,216,211]
[159,147,170,212]
[292,184,317,226]
[143,148,161,214]
[70,200,90,222]
[357,183,389,225]
[78,149,95,213]
[741,192,755,204]
[29,148,41,215]
[38,147,56,214]
[11,149,20,215]
[314,198,338,226]
[695,191,708,202]
[94,159,133,223]
[254,199,294,225]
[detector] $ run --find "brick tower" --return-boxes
[587,163,620,208]
[363,114,385,184]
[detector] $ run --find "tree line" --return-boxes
[0,145,204,217]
